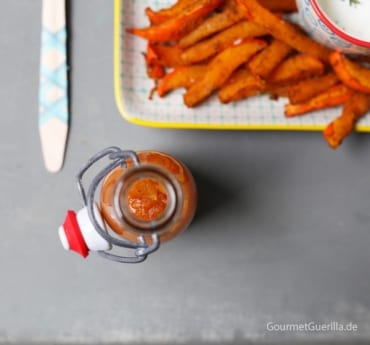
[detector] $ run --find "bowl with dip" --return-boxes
[296,0,370,55]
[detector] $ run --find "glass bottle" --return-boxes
[59,147,197,263]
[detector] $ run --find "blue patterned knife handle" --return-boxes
[39,0,69,172]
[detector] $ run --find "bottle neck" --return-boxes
[112,164,182,234]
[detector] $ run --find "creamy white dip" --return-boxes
[317,0,370,41]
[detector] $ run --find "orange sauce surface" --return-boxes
[126,178,168,221]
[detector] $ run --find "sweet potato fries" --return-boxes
[127,0,370,149]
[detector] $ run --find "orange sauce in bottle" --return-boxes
[100,151,197,243]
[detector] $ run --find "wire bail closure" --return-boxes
[76,146,160,263]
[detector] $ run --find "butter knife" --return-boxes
[39,0,68,173]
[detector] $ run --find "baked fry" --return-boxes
[157,65,207,97]
[184,39,267,107]
[248,38,293,79]
[288,73,339,105]
[236,0,331,62]
[268,53,325,85]
[178,0,244,48]
[218,68,265,103]
[265,85,291,99]
[127,0,223,42]
[285,84,353,117]
[145,0,198,25]
[220,86,262,103]
[181,20,268,64]
[258,0,297,12]
[148,43,185,67]
[144,43,165,79]
[323,92,370,149]
[330,50,370,94]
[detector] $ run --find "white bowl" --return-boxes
[296,0,370,55]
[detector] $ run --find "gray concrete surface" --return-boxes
[1,0,370,344]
